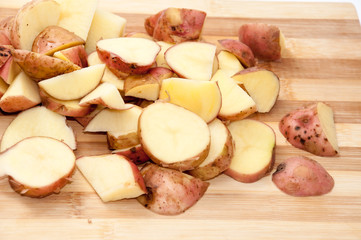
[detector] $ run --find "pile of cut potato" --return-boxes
[0,0,338,215]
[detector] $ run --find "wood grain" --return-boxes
[0,1,361,239]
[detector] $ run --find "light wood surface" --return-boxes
[1,1,361,239]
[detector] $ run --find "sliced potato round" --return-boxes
[139,102,210,171]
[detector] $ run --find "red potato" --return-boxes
[279,102,339,156]
[0,31,11,45]
[238,23,285,61]
[137,163,209,215]
[113,144,150,165]
[32,25,85,55]
[0,16,14,39]
[12,49,80,81]
[272,156,334,197]
[144,10,163,36]
[150,8,207,44]
[0,45,12,67]
[53,45,88,68]
[74,105,105,128]
[0,136,76,198]
[218,39,256,68]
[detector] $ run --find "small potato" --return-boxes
[238,23,285,61]
[148,8,206,44]
[12,49,80,81]
[137,163,209,215]
[32,25,85,55]
[218,39,256,68]
[272,156,334,197]
[279,102,339,156]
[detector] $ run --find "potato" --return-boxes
[218,39,256,68]
[146,8,206,43]
[238,23,285,61]
[137,163,209,215]
[113,144,150,165]
[12,49,80,81]
[0,30,11,45]
[32,25,85,55]
[0,16,14,39]
[0,45,12,67]
[272,156,334,197]
[279,102,339,156]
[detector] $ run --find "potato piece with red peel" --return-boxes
[238,23,285,61]
[225,119,276,183]
[279,102,339,156]
[0,106,76,151]
[272,156,334,197]
[0,46,12,68]
[0,31,11,45]
[32,25,85,55]
[0,71,41,113]
[76,154,147,202]
[113,144,150,165]
[0,16,14,39]
[188,118,233,180]
[0,56,21,85]
[10,0,60,50]
[40,90,94,117]
[218,39,256,68]
[124,67,173,101]
[137,163,209,215]
[96,37,160,76]
[38,64,105,101]
[151,8,206,44]
[0,136,75,198]
[155,41,174,69]
[211,70,257,121]
[232,67,280,113]
[79,82,127,110]
[107,131,140,150]
[139,102,210,171]
[53,45,88,68]
[159,77,222,123]
[165,42,216,81]
[74,105,105,128]
[217,50,244,77]
[144,10,163,36]
[12,49,80,81]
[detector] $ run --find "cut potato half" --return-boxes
[225,119,275,183]
[159,77,221,123]
[0,136,75,198]
[38,64,105,100]
[0,106,76,151]
[139,102,210,171]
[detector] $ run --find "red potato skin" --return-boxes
[0,45,12,68]
[144,10,163,36]
[238,23,282,61]
[57,45,88,68]
[96,47,153,77]
[151,8,206,44]
[218,39,256,68]
[8,165,75,198]
[0,31,11,45]
[126,158,148,194]
[279,104,338,157]
[113,145,150,165]
[272,156,334,197]
[0,16,14,39]
[0,95,39,113]
[137,163,209,215]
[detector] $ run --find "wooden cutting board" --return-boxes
[0,1,361,239]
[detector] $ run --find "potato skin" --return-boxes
[238,23,282,61]
[272,156,334,197]
[218,39,255,68]
[149,8,206,44]
[137,163,209,215]
[12,49,80,81]
[8,165,75,198]
[279,103,338,156]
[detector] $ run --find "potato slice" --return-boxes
[155,41,173,69]
[10,0,61,50]
[217,50,244,77]
[279,102,339,156]
[12,49,80,81]
[272,156,334,196]
[139,102,210,171]
[137,163,209,215]
[159,77,222,123]
[76,154,147,202]
[0,71,41,113]
[165,42,216,81]
[0,106,76,151]
[38,64,105,100]
[218,39,256,68]
[225,119,276,183]
[0,136,75,198]
[32,25,85,55]
[232,67,280,113]
[188,118,233,180]
[211,70,256,121]
[53,45,88,68]
[85,9,127,54]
